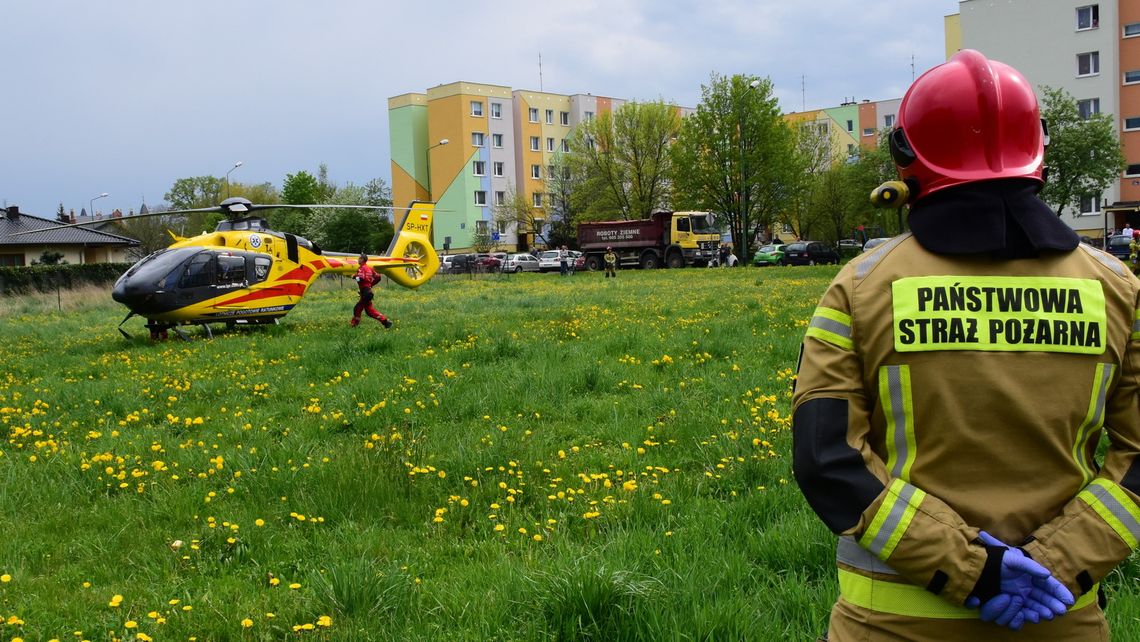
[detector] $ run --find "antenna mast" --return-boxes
[801,75,805,111]
[911,53,915,82]
[539,52,544,92]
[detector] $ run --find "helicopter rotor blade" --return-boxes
[7,206,223,237]
[246,204,449,212]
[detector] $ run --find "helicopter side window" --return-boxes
[252,256,272,283]
[216,255,247,286]
[179,253,216,289]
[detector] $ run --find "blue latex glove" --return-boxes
[965,531,1075,631]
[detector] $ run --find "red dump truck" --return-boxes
[577,210,721,270]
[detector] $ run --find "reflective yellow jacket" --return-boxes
[792,234,1140,627]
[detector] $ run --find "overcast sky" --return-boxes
[2,1,960,218]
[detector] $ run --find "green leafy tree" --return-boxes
[493,185,544,249]
[112,211,186,259]
[1039,86,1126,217]
[306,183,394,253]
[470,223,493,253]
[545,153,584,248]
[570,100,681,221]
[671,73,798,261]
[165,177,223,210]
[845,133,904,237]
[275,170,321,236]
[56,203,68,223]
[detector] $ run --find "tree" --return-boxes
[844,133,903,237]
[471,223,493,253]
[570,100,681,221]
[56,203,67,223]
[274,170,321,236]
[165,176,223,210]
[493,185,543,248]
[545,153,585,248]
[112,211,186,260]
[306,182,394,253]
[1038,86,1126,216]
[671,73,799,261]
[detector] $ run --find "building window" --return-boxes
[529,108,539,122]
[1079,194,1102,215]
[531,164,541,179]
[1077,98,1101,119]
[547,137,555,151]
[1124,116,1140,131]
[472,132,485,146]
[498,219,509,234]
[1126,164,1140,177]
[585,111,594,121]
[474,190,487,206]
[492,133,503,148]
[495,191,505,206]
[530,136,539,151]
[883,114,895,128]
[1076,5,1099,30]
[491,102,502,118]
[561,139,570,153]
[545,109,554,124]
[1125,70,1140,85]
[0,254,25,267]
[847,143,855,153]
[472,160,486,176]
[846,119,854,132]
[493,161,504,177]
[471,101,483,117]
[475,219,489,234]
[1126,23,1140,37]
[533,192,544,207]
[560,111,570,125]
[862,127,875,136]
[1077,52,1100,76]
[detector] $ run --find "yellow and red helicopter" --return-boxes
[29,198,440,339]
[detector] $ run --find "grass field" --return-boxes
[0,267,1137,641]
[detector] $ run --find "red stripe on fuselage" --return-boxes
[311,260,327,270]
[279,265,315,282]
[218,282,308,306]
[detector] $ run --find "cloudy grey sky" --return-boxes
[2,1,960,218]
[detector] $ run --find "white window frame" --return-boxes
[560,111,570,126]
[492,133,503,148]
[585,111,594,121]
[475,219,489,234]
[846,119,854,133]
[1076,5,1099,31]
[497,219,509,234]
[547,137,555,152]
[1125,70,1140,85]
[1079,194,1102,215]
[533,192,544,207]
[545,109,554,124]
[1126,164,1140,178]
[491,102,502,119]
[561,139,570,153]
[531,164,541,180]
[530,136,540,151]
[1077,98,1101,119]
[472,160,486,176]
[1077,51,1100,77]
[529,108,539,123]
[861,127,875,137]
[1124,116,1140,132]
[883,114,895,128]
[493,161,504,177]
[474,190,487,206]
[470,100,484,117]
[472,132,485,146]
[1126,22,1140,38]
[494,191,505,206]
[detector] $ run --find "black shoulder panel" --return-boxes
[792,398,885,533]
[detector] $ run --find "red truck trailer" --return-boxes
[577,210,721,270]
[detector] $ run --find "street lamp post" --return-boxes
[425,139,449,201]
[738,79,761,261]
[224,161,243,198]
[89,192,109,220]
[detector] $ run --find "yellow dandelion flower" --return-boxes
[316,615,333,627]
[241,618,253,628]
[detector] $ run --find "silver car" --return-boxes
[501,253,541,273]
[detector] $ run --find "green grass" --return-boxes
[0,267,1136,641]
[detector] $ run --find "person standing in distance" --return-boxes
[604,246,618,278]
[350,252,393,328]
[792,49,1139,640]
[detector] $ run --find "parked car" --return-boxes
[782,241,840,266]
[501,253,541,273]
[446,253,477,274]
[440,255,457,272]
[474,252,506,270]
[574,254,587,271]
[837,239,862,251]
[861,237,892,252]
[1106,234,1133,262]
[752,244,785,267]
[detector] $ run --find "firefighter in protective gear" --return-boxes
[792,49,1140,640]
[350,253,393,328]
[604,246,618,278]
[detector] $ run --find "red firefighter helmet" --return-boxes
[891,49,1045,203]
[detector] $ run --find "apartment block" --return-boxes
[389,82,631,252]
[948,0,1140,235]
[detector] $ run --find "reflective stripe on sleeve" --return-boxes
[1079,479,1140,549]
[838,569,1101,619]
[879,365,916,481]
[1073,364,1115,486]
[1132,308,1140,341]
[836,536,900,576]
[805,306,853,350]
[858,479,926,562]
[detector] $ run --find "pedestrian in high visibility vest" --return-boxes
[350,253,393,328]
[792,49,1139,641]
[604,247,617,278]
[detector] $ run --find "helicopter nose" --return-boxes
[112,276,153,311]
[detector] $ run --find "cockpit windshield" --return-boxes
[123,247,201,283]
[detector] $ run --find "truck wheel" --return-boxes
[640,252,660,270]
[586,255,602,271]
[666,251,684,269]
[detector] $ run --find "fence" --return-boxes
[0,263,132,296]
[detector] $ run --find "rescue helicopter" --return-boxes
[22,197,440,339]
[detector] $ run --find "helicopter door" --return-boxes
[216,255,247,289]
[178,253,217,291]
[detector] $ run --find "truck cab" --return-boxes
[667,211,721,267]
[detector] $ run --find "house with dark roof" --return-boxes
[0,206,139,266]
